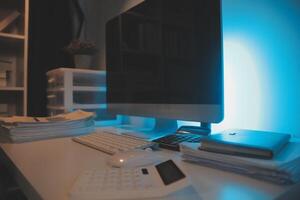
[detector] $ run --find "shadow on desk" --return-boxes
[154,186,201,200]
[0,137,12,143]
[0,161,27,200]
[276,182,300,200]
[0,146,32,200]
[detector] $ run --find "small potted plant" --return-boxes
[64,39,98,68]
[63,0,98,68]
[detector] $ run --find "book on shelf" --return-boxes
[0,70,7,87]
[0,55,17,86]
[0,71,7,78]
[0,59,12,71]
[0,104,8,115]
[0,55,16,68]
[199,129,291,159]
[0,80,7,87]
[0,9,21,32]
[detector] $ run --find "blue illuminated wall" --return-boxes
[214,0,300,137]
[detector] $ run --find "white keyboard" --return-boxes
[72,129,155,155]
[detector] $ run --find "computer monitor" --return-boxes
[106,0,223,131]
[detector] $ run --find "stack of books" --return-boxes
[180,130,300,185]
[0,110,95,143]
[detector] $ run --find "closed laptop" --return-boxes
[199,129,291,159]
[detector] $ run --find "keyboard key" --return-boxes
[73,131,155,155]
[153,133,202,151]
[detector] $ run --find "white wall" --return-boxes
[79,0,143,69]
[215,0,300,138]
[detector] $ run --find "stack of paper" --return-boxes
[0,110,95,143]
[180,142,300,185]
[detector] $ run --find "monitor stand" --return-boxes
[177,123,211,136]
[118,119,211,139]
[118,118,178,140]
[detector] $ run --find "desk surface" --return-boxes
[0,137,293,200]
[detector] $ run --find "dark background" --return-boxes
[28,0,74,116]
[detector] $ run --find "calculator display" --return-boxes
[155,160,186,185]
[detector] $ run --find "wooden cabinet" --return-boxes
[0,0,29,116]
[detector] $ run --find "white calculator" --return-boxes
[70,160,190,200]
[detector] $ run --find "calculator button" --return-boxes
[141,168,149,175]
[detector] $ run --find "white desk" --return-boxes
[0,137,296,200]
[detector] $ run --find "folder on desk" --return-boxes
[199,129,291,159]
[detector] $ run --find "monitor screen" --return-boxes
[106,0,223,123]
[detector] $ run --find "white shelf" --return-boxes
[47,104,107,110]
[47,86,106,92]
[47,88,64,92]
[47,68,106,76]
[46,106,64,110]
[0,87,24,91]
[73,104,107,109]
[73,86,106,92]
[0,33,25,40]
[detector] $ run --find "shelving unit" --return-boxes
[0,87,24,91]
[0,32,25,40]
[46,68,115,121]
[0,0,29,116]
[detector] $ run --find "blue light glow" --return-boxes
[214,0,300,137]
[95,115,123,127]
[219,183,270,200]
[214,37,264,131]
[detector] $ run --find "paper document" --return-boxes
[180,142,300,185]
[0,110,95,143]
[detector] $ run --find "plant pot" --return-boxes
[74,55,92,69]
